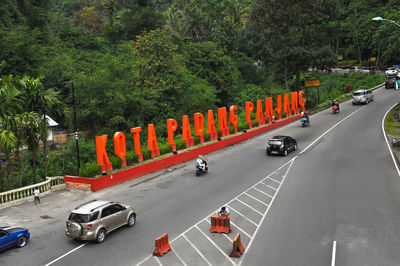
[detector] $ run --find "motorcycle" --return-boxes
[332,105,339,114]
[300,116,309,127]
[195,160,208,176]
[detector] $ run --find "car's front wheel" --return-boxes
[96,229,106,243]
[16,236,27,248]
[283,149,288,156]
[128,213,136,227]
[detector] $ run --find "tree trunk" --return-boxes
[43,112,48,178]
[296,68,301,91]
[16,141,22,187]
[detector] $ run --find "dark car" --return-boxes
[0,226,30,252]
[266,136,297,156]
[385,76,396,89]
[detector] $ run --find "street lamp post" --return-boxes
[372,17,400,28]
[71,81,80,175]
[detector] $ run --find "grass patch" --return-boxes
[385,104,400,136]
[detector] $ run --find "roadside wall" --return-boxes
[65,115,300,191]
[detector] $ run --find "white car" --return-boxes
[386,67,397,76]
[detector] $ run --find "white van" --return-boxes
[352,90,373,105]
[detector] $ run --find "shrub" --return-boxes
[176,139,186,150]
[238,121,248,131]
[109,156,122,169]
[79,162,101,178]
[125,151,138,165]
[160,143,172,154]
[141,148,152,160]
[229,126,236,134]
[204,133,211,142]
[252,120,259,127]
[194,136,200,145]
[345,84,353,93]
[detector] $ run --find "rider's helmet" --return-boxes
[221,206,226,211]
[300,112,304,117]
[198,155,203,159]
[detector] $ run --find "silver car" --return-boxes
[65,200,136,243]
[352,89,373,105]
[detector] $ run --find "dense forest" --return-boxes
[0,0,394,190]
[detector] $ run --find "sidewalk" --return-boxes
[0,164,183,229]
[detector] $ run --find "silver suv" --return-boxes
[352,89,373,105]
[65,200,136,243]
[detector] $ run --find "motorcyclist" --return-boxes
[218,206,230,217]
[300,112,309,124]
[196,155,207,172]
[332,100,339,111]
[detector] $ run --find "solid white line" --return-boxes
[260,182,277,191]
[172,249,188,266]
[230,221,252,239]
[154,256,163,266]
[331,241,337,266]
[382,104,400,177]
[252,186,273,198]
[227,205,259,226]
[266,176,281,184]
[182,234,212,266]
[136,254,153,266]
[194,225,236,265]
[243,192,269,206]
[44,243,87,266]
[234,198,264,216]
[238,157,297,265]
[300,106,366,155]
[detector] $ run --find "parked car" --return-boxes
[386,67,397,77]
[65,200,136,243]
[0,226,30,252]
[266,136,297,156]
[385,76,396,89]
[352,89,373,105]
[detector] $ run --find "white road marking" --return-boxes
[252,186,273,198]
[230,221,252,239]
[227,205,259,226]
[243,192,269,206]
[137,157,297,266]
[265,177,281,184]
[194,225,237,265]
[172,249,188,266]
[44,243,87,266]
[182,234,212,266]
[382,103,400,177]
[300,106,367,155]
[154,256,162,266]
[233,198,264,216]
[260,182,277,191]
[331,240,337,266]
[238,157,297,265]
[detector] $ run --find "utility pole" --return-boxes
[71,81,80,175]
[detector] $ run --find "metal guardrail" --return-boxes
[0,176,65,205]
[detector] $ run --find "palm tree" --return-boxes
[17,76,61,181]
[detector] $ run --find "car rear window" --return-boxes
[69,211,99,223]
[353,92,363,96]
[268,140,282,145]
[69,213,90,223]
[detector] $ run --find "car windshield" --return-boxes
[269,140,282,145]
[353,92,363,96]
[69,213,90,223]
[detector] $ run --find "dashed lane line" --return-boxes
[331,241,337,266]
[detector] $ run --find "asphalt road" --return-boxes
[2,86,400,266]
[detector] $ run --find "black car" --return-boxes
[266,136,297,156]
[385,76,396,89]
